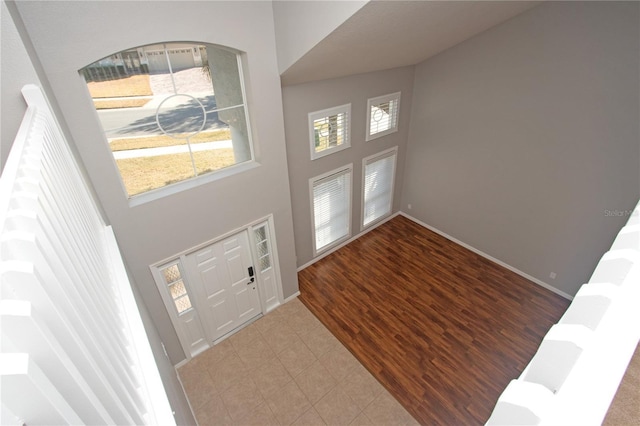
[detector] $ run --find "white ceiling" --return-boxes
[280,1,541,86]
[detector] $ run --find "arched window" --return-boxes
[80,42,253,199]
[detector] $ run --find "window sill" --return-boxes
[311,143,351,160]
[365,127,399,142]
[128,160,260,208]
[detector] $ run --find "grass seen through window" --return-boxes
[116,149,235,196]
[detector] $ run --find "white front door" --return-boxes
[185,230,262,341]
[153,219,283,359]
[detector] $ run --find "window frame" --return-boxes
[308,104,351,160]
[361,146,398,230]
[252,223,272,273]
[80,42,256,205]
[309,164,353,256]
[365,92,401,141]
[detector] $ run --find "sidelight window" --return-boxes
[362,147,397,228]
[308,104,351,160]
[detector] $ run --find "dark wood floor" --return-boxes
[298,215,571,425]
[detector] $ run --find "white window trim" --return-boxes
[150,214,284,360]
[366,92,401,141]
[361,146,398,230]
[309,164,353,256]
[308,104,351,160]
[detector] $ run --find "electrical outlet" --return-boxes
[549,272,557,279]
[408,204,412,210]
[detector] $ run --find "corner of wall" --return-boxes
[272,0,369,74]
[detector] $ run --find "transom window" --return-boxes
[80,42,253,198]
[308,104,351,160]
[366,92,401,141]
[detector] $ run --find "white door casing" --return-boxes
[152,218,282,360]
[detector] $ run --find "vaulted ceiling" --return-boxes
[279,1,541,86]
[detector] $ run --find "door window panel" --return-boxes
[160,262,192,315]
[366,92,401,141]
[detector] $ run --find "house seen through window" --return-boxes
[80,42,252,197]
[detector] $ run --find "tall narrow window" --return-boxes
[366,92,400,141]
[252,220,280,311]
[308,104,351,160]
[310,165,353,254]
[80,42,253,198]
[362,147,397,228]
[253,224,272,273]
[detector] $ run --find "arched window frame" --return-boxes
[79,41,256,205]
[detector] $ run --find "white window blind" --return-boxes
[363,148,397,228]
[311,165,353,254]
[366,92,401,141]
[308,104,351,160]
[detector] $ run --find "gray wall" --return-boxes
[130,275,195,425]
[13,0,299,365]
[282,66,414,267]
[402,1,639,297]
[273,0,368,74]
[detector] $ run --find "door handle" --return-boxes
[247,277,255,285]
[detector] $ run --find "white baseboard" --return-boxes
[174,359,189,369]
[297,212,401,272]
[400,212,573,300]
[283,291,301,303]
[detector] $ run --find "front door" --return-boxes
[185,230,261,341]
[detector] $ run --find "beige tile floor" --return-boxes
[177,297,419,425]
